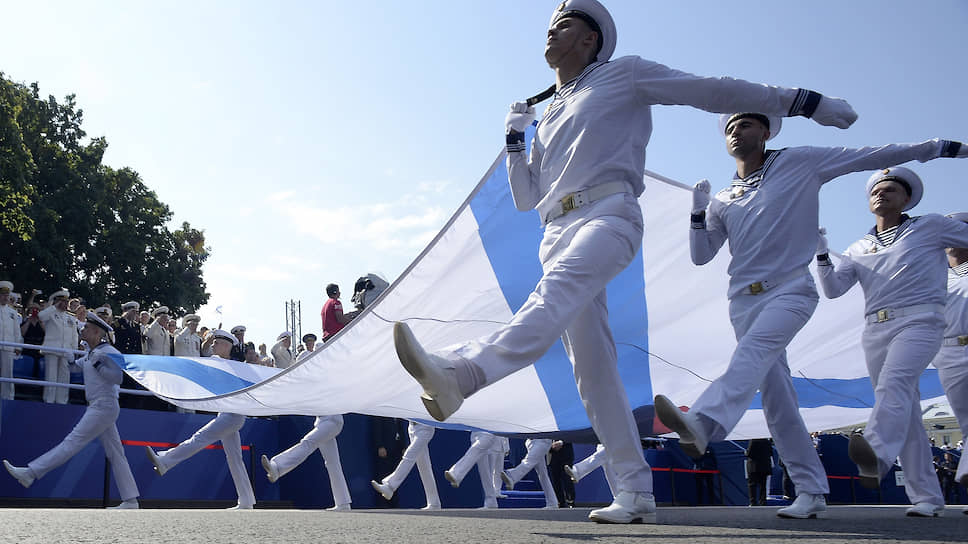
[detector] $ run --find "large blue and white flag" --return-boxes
[119,127,946,439]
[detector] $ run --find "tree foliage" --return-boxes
[0,73,210,314]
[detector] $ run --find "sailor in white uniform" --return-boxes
[371,420,441,510]
[144,329,256,509]
[39,289,78,404]
[0,280,23,400]
[933,212,968,501]
[817,167,968,517]
[565,443,618,499]
[173,314,202,356]
[655,114,967,518]
[270,331,294,369]
[391,0,859,524]
[4,313,140,509]
[501,438,558,509]
[444,431,500,508]
[143,306,171,356]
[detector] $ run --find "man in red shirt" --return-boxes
[321,284,358,341]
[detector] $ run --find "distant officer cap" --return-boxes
[121,301,140,311]
[719,113,782,141]
[0,281,12,294]
[51,289,70,301]
[866,167,923,211]
[230,325,246,335]
[302,333,317,342]
[182,314,201,325]
[85,312,114,334]
[550,0,616,62]
[277,331,293,341]
[946,212,968,224]
[151,306,169,317]
[94,306,113,318]
[211,329,239,346]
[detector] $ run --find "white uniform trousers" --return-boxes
[1,351,14,400]
[28,402,139,501]
[862,313,945,507]
[157,412,255,508]
[446,195,652,494]
[449,431,496,485]
[271,415,350,506]
[43,354,70,404]
[505,438,557,506]
[933,344,968,483]
[572,444,619,496]
[382,421,439,507]
[690,275,829,495]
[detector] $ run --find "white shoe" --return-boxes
[777,493,826,519]
[444,469,461,488]
[227,503,254,510]
[144,447,168,477]
[847,434,881,490]
[905,502,944,517]
[542,503,560,510]
[371,479,394,501]
[589,491,656,524]
[262,454,280,483]
[500,470,515,490]
[393,322,463,421]
[563,465,581,483]
[4,460,34,488]
[654,395,707,459]
[421,504,441,510]
[327,503,351,511]
[107,499,140,510]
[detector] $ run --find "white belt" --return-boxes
[942,335,968,347]
[544,181,629,224]
[739,268,808,296]
[865,303,945,324]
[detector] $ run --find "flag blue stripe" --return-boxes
[111,354,258,396]
[749,369,944,410]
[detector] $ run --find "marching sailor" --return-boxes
[655,114,968,518]
[371,420,441,510]
[444,431,501,509]
[501,438,559,509]
[3,312,141,509]
[392,0,858,524]
[816,167,968,517]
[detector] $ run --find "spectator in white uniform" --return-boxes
[271,331,294,369]
[0,281,24,400]
[501,438,559,509]
[144,306,171,356]
[295,333,317,363]
[444,431,500,509]
[392,0,858,524]
[371,420,441,510]
[4,313,140,509]
[816,167,968,517]
[39,289,78,404]
[654,116,967,519]
[933,212,968,505]
[144,329,255,509]
[173,314,201,356]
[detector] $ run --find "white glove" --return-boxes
[692,179,711,214]
[811,96,857,129]
[816,227,829,255]
[505,101,536,133]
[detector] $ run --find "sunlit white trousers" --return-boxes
[932,344,968,484]
[380,421,439,507]
[1,351,14,400]
[689,275,829,495]
[28,401,139,501]
[862,312,944,506]
[157,412,255,508]
[271,415,350,506]
[505,438,557,506]
[446,194,652,494]
[572,443,618,497]
[43,353,70,404]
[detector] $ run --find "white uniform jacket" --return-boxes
[144,320,171,356]
[173,329,201,357]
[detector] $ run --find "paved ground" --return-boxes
[0,505,965,543]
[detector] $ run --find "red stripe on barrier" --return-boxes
[121,439,250,451]
[827,475,859,480]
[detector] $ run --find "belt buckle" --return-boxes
[959,335,968,346]
[749,282,763,295]
[560,194,576,214]
[876,309,889,323]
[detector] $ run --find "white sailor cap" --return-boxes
[230,325,246,335]
[182,314,201,325]
[550,0,616,62]
[51,289,70,301]
[151,306,170,317]
[85,312,114,334]
[94,306,113,318]
[0,281,12,294]
[277,331,293,341]
[719,113,782,141]
[210,329,239,346]
[121,301,140,311]
[946,212,968,224]
[866,167,923,211]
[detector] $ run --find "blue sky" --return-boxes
[2,1,965,348]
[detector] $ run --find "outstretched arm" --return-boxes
[689,181,727,265]
[815,228,858,299]
[505,102,543,212]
